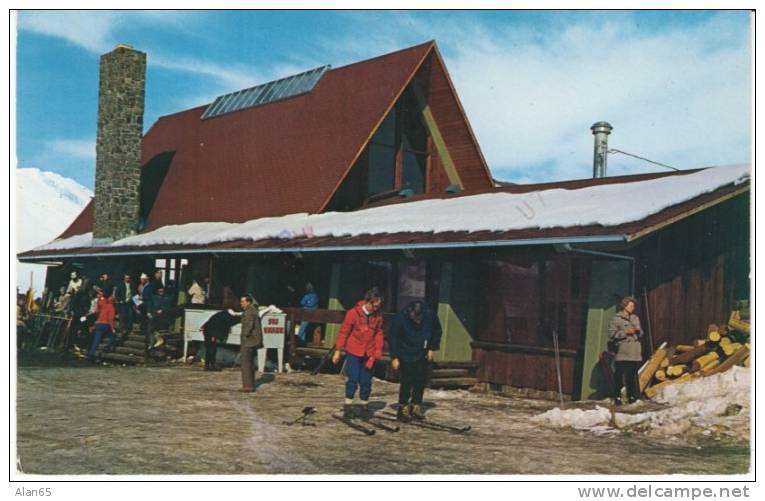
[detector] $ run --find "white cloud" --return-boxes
[17,10,257,91]
[151,55,263,91]
[19,10,117,53]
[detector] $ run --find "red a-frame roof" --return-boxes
[59,41,493,239]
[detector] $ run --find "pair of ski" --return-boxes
[331,412,400,436]
[378,411,472,434]
[333,410,471,435]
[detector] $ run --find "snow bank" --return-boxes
[32,164,749,252]
[532,406,614,432]
[532,367,751,441]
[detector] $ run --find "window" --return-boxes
[364,88,431,199]
[477,255,591,349]
[478,257,541,345]
[367,144,396,196]
[402,151,426,193]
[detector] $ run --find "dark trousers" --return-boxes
[614,360,641,402]
[399,359,428,405]
[118,303,133,333]
[146,314,170,347]
[140,306,150,346]
[345,354,373,401]
[240,343,256,389]
[204,333,219,368]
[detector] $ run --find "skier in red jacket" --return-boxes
[332,287,385,418]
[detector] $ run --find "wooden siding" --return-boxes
[635,193,749,347]
[418,51,493,191]
[473,342,579,395]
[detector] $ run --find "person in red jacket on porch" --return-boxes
[88,289,117,359]
[332,287,385,419]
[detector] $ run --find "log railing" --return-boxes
[471,340,579,358]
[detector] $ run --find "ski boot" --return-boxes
[411,404,426,420]
[358,401,372,420]
[396,403,412,422]
[343,399,355,419]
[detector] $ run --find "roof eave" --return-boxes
[17,234,627,262]
[625,184,750,242]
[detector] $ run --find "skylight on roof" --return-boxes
[201,65,331,120]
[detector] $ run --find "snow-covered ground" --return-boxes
[532,367,751,441]
[15,168,92,295]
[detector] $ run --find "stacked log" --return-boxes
[638,342,668,393]
[640,314,751,399]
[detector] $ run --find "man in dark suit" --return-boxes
[201,309,241,371]
[114,274,137,335]
[239,295,263,393]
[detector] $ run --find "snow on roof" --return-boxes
[32,164,749,252]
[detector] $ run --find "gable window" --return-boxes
[367,110,397,196]
[365,88,430,199]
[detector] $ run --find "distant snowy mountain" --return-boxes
[15,168,92,296]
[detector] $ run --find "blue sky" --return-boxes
[15,10,752,188]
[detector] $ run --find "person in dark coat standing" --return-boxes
[97,272,114,298]
[389,300,442,421]
[201,309,241,371]
[148,286,176,348]
[239,295,263,392]
[114,274,137,335]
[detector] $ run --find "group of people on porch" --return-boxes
[29,269,194,359]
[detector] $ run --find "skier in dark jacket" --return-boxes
[200,309,242,371]
[389,300,442,421]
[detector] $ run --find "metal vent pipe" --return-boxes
[591,121,613,178]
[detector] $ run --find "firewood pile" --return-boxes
[640,305,751,399]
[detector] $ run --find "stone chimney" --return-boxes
[93,44,146,242]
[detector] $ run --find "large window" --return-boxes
[478,255,591,349]
[365,88,430,198]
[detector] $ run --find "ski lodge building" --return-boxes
[18,41,750,400]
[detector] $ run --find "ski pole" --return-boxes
[552,328,565,410]
[312,346,336,375]
[642,287,655,356]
